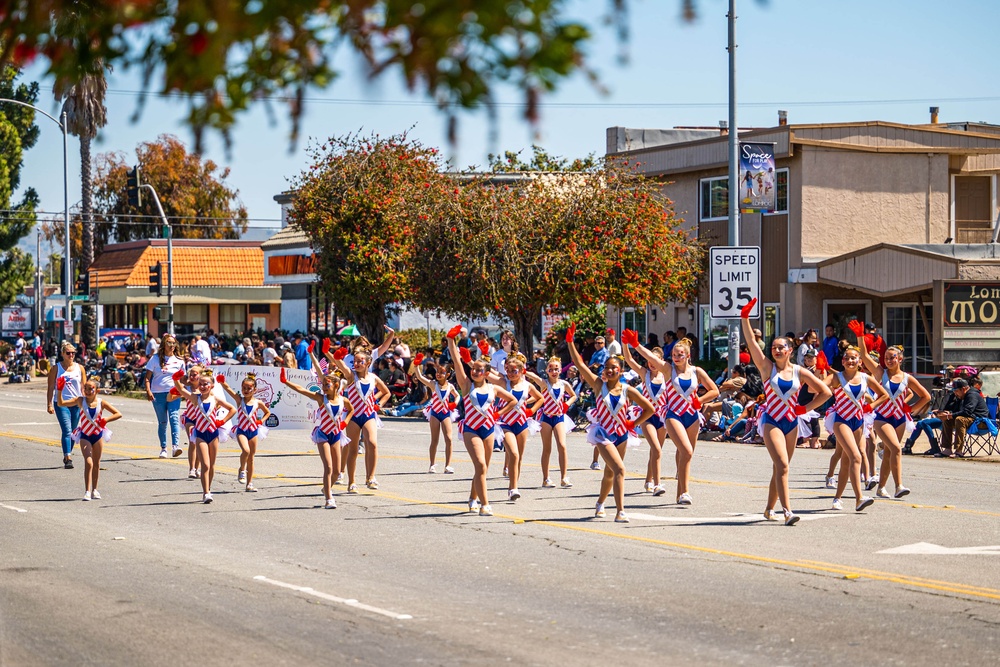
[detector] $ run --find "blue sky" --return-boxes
[12,0,1000,254]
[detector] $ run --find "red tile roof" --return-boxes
[89,240,265,288]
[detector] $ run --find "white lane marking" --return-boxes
[626,512,847,523]
[878,542,1000,555]
[253,575,413,620]
[1,504,27,513]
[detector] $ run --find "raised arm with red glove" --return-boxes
[333,346,349,360]
[447,324,463,340]
[459,347,472,365]
[565,322,576,343]
[413,352,425,366]
[477,340,490,357]
[740,297,758,319]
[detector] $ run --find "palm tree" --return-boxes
[54,66,108,349]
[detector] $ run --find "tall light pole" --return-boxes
[726,0,741,372]
[0,98,72,343]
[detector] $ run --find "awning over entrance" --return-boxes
[816,243,962,297]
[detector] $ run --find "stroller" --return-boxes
[7,353,33,383]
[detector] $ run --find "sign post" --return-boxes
[710,246,760,321]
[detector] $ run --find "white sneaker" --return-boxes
[325,497,337,509]
[831,498,844,511]
[503,467,509,478]
[542,478,555,488]
[590,462,601,471]
[82,491,92,501]
[561,478,573,488]
[245,484,257,493]
[238,470,247,483]
[468,498,481,512]
[172,446,183,458]
[479,505,493,516]
[644,481,654,493]
[825,476,835,489]
[91,490,101,500]
[594,502,606,518]
[677,493,693,505]
[876,487,891,498]
[894,486,911,499]
[856,496,875,512]
[652,484,666,497]
[335,473,345,484]
[357,444,365,454]
[763,509,777,521]
[508,489,521,501]
[444,466,455,474]
[615,511,630,523]
[784,511,800,526]
[159,449,168,459]
[366,478,379,490]
[188,469,198,479]
[203,492,213,504]
[428,464,437,473]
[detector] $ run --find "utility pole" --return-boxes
[726,0,741,372]
[128,168,174,335]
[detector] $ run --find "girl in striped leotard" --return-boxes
[413,356,460,474]
[621,334,669,497]
[566,323,654,523]
[173,371,237,504]
[57,375,122,501]
[490,353,543,502]
[282,365,355,509]
[330,347,391,492]
[445,327,516,516]
[219,372,272,493]
[526,357,578,489]
[741,298,831,524]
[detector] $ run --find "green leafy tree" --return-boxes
[0,66,39,307]
[411,155,703,354]
[288,131,447,339]
[0,0,716,150]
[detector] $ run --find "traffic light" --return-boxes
[148,262,162,296]
[76,272,90,296]
[127,166,142,207]
[152,306,164,321]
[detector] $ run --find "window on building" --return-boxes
[219,304,246,337]
[884,304,934,375]
[308,284,335,334]
[620,308,647,344]
[700,177,728,221]
[764,168,789,215]
[172,304,208,336]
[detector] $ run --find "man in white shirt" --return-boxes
[191,334,212,366]
[145,335,159,357]
[262,341,278,366]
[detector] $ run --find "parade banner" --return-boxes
[738,142,777,214]
[100,327,144,343]
[214,365,322,430]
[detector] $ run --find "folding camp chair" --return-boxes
[964,397,1000,457]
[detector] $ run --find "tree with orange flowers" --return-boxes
[410,156,702,354]
[287,131,448,338]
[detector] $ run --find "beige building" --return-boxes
[606,116,1000,372]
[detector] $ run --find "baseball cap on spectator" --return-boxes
[804,348,817,358]
[952,378,969,389]
[281,342,292,350]
[865,322,876,331]
[606,328,616,336]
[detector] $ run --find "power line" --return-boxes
[39,85,1000,110]
[3,209,281,226]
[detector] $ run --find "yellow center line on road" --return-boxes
[7,430,1000,601]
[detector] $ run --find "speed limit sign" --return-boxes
[710,246,760,318]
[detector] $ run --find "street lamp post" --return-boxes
[0,98,72,344]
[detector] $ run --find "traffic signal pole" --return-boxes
[726,0,740,373]
[143,185,174,335]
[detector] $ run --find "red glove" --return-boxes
[447,325,462,339]
[691,396,701,410]
[561,402,568,415]
[216,374,225,384]
[459,347,472,364]
[477,340,490,356]
[308,340,315,353]
[816,351,830,372]
[862,403,873,414]
[333,346,349,360]
[740,297,758,319]
[322,338,331,354]
[214,418,225,429]
[414,353,425,366]
[168,388,180,397]
[901,402,912,415]
[565,322,576,343]
[279,367,288,383]
[626,329,640,348]
[624,419,635,431]
[96,416,107,428]
[172,369,185,382]
[57,376,66,390]
[794,405,807,415]
[338,420,347,431]
[847,319,865,337]
[524,407,534,418]
[447,401,457,410]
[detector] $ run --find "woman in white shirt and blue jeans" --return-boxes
[144,333,186,458]
[47,341,85,468]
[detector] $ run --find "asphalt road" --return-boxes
[2,379,1000,666]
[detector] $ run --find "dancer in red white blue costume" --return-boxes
[620,332,670,497]
[172,370,237,504]
[219,372,272,493]
[489,352,543,503]
[525,357,578,489]
[566,322,655,523]
[742,298,832,524]
[57,374,122,501]
[446,326,516,516]
[412,354,460,474]
[330,346,391,492]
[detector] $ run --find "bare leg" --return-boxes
[90,441,102,492]
[597,442,628,514]
[316,442,334,500]
[237,433,250,475]
[362,420,379,483]
[504,430,520,492]
[345,422,361,486]
[464,433,489,506]
[664,419,697,500]
[441,419,454,468]
[833,422,864,501]
[540,424,553,481]
[246,437,257,486]
[875,421,905,489]
[429,417,441,467]
[553,423,569,481]
[81,441,95,493]
[764,426,796,513]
